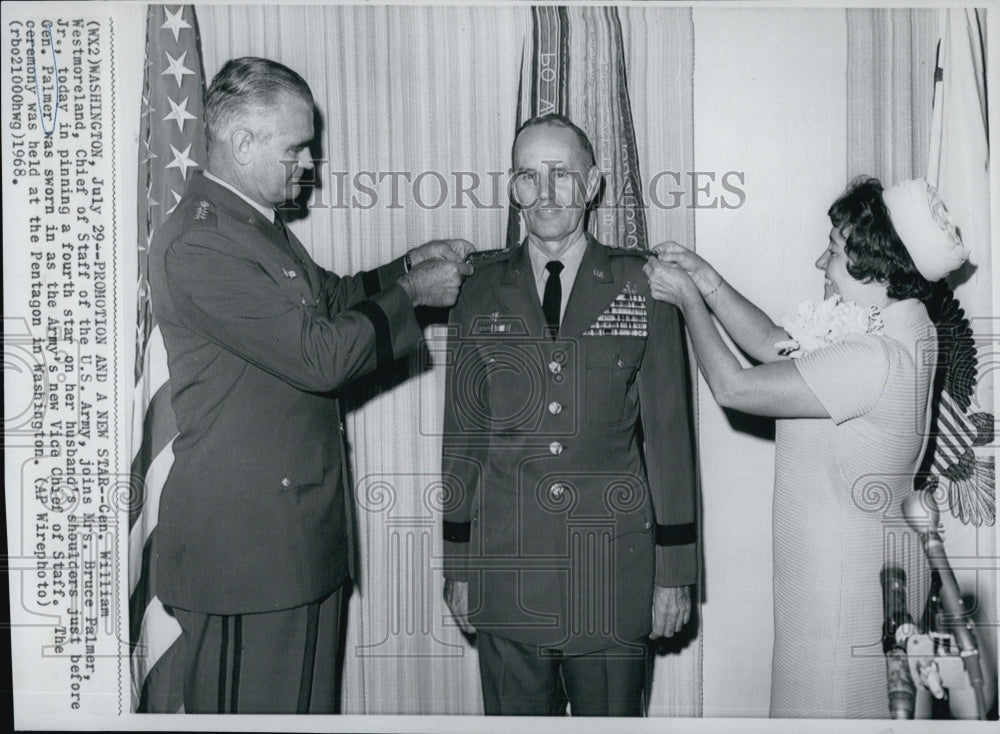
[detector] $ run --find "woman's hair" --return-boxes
[827,176,934,301]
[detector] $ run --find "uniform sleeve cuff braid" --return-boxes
[655,522,696,547]
[348,300,393,368]
[443,520,471,543]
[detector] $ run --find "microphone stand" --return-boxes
[902,490,988,720]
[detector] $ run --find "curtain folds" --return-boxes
[202,4,528,714]
[620,5,702,717]
[845,8,938,184]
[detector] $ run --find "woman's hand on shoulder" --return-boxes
[652,241,723,298]
[643,258,700,309]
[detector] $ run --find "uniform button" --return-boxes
[248,217,256,225]
[644,521,652,530]
[548,361,562,375]
[548,401,562,415]
[550,483,566,498]
[281,477,291,488]
[549,441,563,455]
[616,356,626,369]
[301,297,307,305]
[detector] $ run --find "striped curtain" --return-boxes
[130,4,206,712]
[619,7,701,716]
[845,8,938,183]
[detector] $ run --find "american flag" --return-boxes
[925,8,993,526]
[129,4,206,712]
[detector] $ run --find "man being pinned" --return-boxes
[149,57,474,713]
[441,114,698,716]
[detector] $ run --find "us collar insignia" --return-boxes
[592,268,605,279]
[193,201,211,220]
[282,268,298,279]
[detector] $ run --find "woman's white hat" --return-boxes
[882,178,970,282]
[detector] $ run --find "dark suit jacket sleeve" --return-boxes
[164,231,422,393]
[440,292,483,582]
[320,255,409,313]
[639,299,698,588]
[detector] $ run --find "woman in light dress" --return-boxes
[643,176,969,718]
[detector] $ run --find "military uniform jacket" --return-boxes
[149,173,422,614]
[442,236,698,654]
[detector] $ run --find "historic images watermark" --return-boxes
[279,161,748,212]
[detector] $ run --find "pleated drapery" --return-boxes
[845,8,938,184]
[201,4,525,715]
[620,6,702,717]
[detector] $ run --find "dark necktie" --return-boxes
[542,260,564,338]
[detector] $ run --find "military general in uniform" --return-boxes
[149,57,472,713]
[441,114,698,715]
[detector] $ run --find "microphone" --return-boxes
[902,490,987,719]
[881,566,916,718]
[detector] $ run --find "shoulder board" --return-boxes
[465,248,513,266]
[608,247,656,258]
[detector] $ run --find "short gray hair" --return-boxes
[513,114,596,168]
[205,57,313,149]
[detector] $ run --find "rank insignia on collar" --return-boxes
[193,201,211,220]
[282,268,298,279]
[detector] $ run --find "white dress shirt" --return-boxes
[527,235,588,323]
[204,171,275,224]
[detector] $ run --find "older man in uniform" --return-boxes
[441,114,698,715]
[149,57,473,713]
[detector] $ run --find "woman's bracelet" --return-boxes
[703,279,723,307]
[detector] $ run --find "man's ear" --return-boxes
[585,165,602,204]
[231,129,254,166]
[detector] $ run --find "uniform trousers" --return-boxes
[477,632,647,716]
[173,583,346,713]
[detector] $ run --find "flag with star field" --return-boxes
[130,4,205,713]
